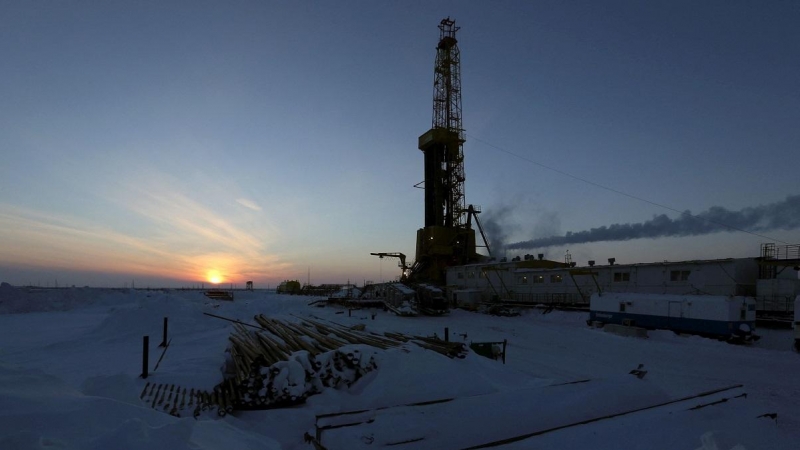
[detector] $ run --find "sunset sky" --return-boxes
[1,1,798,288]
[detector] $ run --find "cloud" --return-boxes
[0,171,292,284]
[236,198,262,211]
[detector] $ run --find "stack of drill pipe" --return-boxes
[314,347,377,389]
[256,330,291,363]
[139,317,467,417]
[256,315,354,354]
[298,317,400,349]
[255,315,325,355]
[383,331,410,343]
[232,322,289,365]
[214,317,381,411]
[283,320,348,352]
[295,314,465,358]
[411,335,468,358]
[289,314,395,349]
[382,330,467,358]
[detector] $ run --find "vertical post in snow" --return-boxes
[159,317,168,348]
[141,335,149,379]
[502,339,507,364]
[445,327,449,342]
[348,309,352,317]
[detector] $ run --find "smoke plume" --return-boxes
[506,194,800,250]
[480,204,514,254]
[481,203,561,255]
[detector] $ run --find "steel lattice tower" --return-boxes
[412,17,480,284]
[419,17,465,229]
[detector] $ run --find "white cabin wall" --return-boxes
[445,258,759,302]
[508,268,582,304]
[592,293,754,322]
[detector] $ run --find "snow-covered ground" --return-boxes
[1,285,798,449]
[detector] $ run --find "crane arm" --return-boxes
[370,252,410,279]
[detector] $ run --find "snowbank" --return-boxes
[0,288,797,449]
[0,363,281,450]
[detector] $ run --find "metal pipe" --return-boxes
[141,335,149,379]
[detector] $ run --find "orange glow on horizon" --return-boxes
[0,197,299,288]
[207,270,223,285]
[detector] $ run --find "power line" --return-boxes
[466,132,789,245]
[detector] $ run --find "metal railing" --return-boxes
[755,296,796,314]
[761,243,800,261]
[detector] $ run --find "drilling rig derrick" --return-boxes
[410,18,487,285]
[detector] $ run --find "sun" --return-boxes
[207,270,223,285]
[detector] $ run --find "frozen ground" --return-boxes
[1,285,798,449]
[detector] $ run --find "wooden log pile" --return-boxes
[387,333,469,359]
[218,315,383,411]
[139,316,469,418]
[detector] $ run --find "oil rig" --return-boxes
[408,17,490,285]
[367,18,490,315]
[371,17,491,314]
[359,19,800,324]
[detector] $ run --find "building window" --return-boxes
[613,272,630,282]
[670,270,690,281]
[480,270,486,278]
[468,271,475,279]
[457,272,464,279]
[533,275,544,284]
[619,303,626,312]
[519,276,528,285]
[550,274,563,283]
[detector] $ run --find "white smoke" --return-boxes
[507,195,800,250]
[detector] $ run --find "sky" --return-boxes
[1,1,798,288]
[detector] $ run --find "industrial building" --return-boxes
[446,247,800,317]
